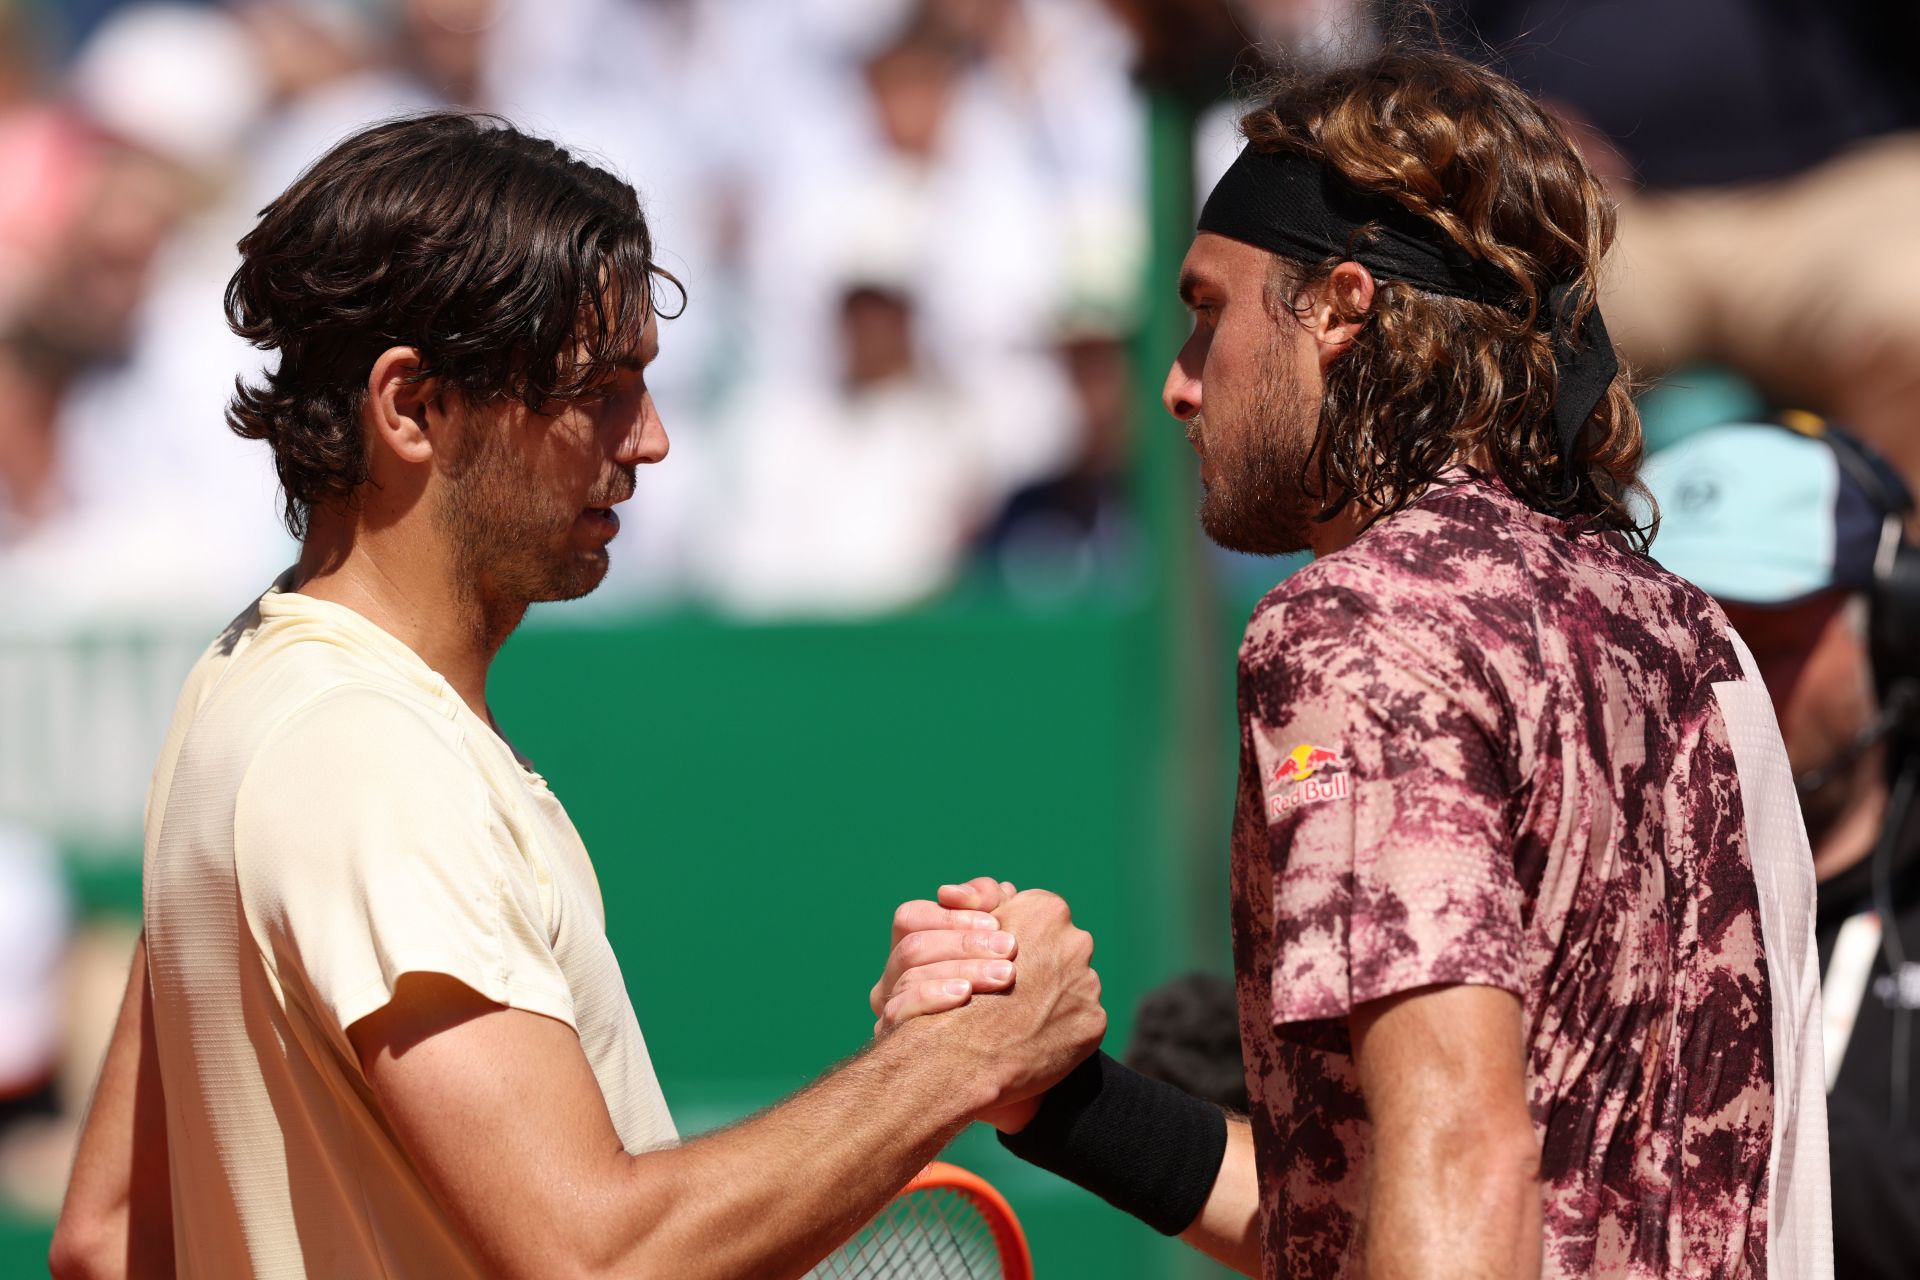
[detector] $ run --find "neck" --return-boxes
[1305,457,1486,558]
[292,511,523,725]
[1306,500,1369,558]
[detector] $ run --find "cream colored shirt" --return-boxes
[143,580,676,1278]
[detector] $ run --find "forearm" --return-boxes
[1178,1117,1261,1276]
[50,936,174,1280]
[367,888,1099,1278]
[595,1017,989,1279]
[1365,1119,1541,1280]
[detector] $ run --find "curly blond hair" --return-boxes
[1240,41,1653,548]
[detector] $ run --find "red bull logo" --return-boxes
[1271,744,1344,785]
[1266,743,1349,818]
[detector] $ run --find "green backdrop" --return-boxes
[487,595,1237,1278]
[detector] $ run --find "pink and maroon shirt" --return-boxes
[1232,474,1831,1278]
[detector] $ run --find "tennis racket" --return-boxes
[809,1161,1034,1280]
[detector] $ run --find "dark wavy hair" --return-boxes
[225,112,683,537]
[1241,40,1653,549]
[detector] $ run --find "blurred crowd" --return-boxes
[4,0,1920,1263]
[4,0,1918,627]
[0,0,1152,630]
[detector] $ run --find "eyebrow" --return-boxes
[1178,269,1213,308]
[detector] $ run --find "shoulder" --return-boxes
[230,685,498,914]
[1242,479,1606,678]
[245,683,475,806]
[1237,530,1522,736]
[229,681,485,871]
[1240,549,1474,679]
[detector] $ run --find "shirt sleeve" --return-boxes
[1239,584,1524,1032]
[233,688,575,1038]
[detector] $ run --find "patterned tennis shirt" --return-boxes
[1231,473,1832,1278]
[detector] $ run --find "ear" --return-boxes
[365,347,437,466]
[1309,261,1376,364]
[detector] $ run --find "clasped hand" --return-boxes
[869,876,1104,1131]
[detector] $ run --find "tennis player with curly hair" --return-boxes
[879,40,1833,1280]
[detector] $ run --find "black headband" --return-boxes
[1198,145,1617,470]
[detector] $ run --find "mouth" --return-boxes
[582,474,636,537]
[1186,428,1210,483]
[582,493,629,537]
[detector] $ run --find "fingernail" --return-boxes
[944,980,971,997]
[938,884,960,896]
[967,913,1001,931]
[985,960,1014,983]
[986,932,1015,955]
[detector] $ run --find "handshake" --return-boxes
[866,877,1107,1132]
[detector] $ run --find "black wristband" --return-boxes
[997,1051,1229,1236]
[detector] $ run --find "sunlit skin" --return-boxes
[294,314,667,724]
[1721,592,1886,881]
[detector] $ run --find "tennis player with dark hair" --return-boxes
[878,43,1833,1280]
[49,112,1104,1280]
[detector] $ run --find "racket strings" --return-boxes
[809,1186,1004,1279]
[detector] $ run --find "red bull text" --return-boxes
[1267,743,1350,816]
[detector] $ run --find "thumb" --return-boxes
[937,877,1011,911]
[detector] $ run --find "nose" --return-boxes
[616,393,669,466]
[1162,345,1202,423]
[1152,330,1198,426]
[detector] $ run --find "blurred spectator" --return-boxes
[1122,972,1247,1112]
[0,109,104,540]
[0,4,295,626]
[0,112,223,620]
[1427,1,1920,492]
[980,315,1141,602]
[69,2,267,175]
[1602,140,1920,492]
[1459,0,1920,188]
[703,207,988,615]
[1643,419,1920,1280]
[0,821,69,1140]
[237,1,439,208]
[742,3,1138,507]
[1097,0,1255,106]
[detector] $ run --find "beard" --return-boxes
[435,418,632,623]
[1195,342,1323,556]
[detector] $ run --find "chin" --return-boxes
[1198,491,1310,558]
[531,551,611,604]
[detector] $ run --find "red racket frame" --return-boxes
[902,1161,1034,1280]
